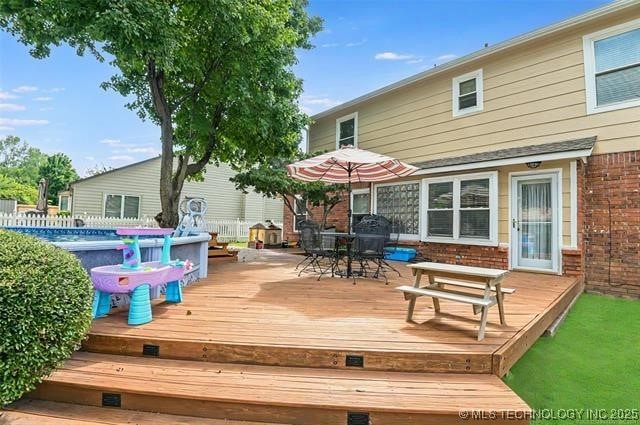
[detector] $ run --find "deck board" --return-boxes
[3,400,282,424]
[85,251,580,375]
[28,352,530,425]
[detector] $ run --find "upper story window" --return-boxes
[583,19,640,114]
[336,112,358,148]
[452,69,484,117]
[104,194,140,219]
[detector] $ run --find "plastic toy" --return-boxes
[90,228,189,325]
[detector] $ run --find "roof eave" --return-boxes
[311,0,637,121]
[412,147,594,176]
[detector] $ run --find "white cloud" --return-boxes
[406,59,424,64]
[12,85,38,93]
[85,156,96,161]
[124,147,161,155]
[0,118,49,126]
[0,126,15,131]
[321,43,340,48]
[374,52,416,61]
[108,155,135,162]
[0,91,18,100]
[99,138,122,146]
[346,39,367,47]
[0,103,26,111]
[299,95,343,114]
[435,53,458,63]
[33,96,53,102]
[39,107,55,112]
[46,87,65,93]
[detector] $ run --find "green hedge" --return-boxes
[0,229,93,406]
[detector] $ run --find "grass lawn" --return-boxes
[227,241,248,249]
[504,293,640,424]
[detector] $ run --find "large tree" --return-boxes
[231,154,345,230]
[38,153,79,205]
[1,1,321,227]
[0,174,38,204]
[0,135,48,186]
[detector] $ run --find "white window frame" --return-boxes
[103,193,141,219]
[421,171,498,246]
[350,188,371,215]
[583,18,640,115]
[335,112,358,149]
[452,69,484,117]
[292,195,308,232]
[58,194,72,212]
[372,180,421,241]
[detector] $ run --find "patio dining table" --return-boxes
[319,232,357,278]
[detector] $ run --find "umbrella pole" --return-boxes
[347,168,353,278]
[347,170,352,235]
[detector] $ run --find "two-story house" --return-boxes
[286,0,640,298]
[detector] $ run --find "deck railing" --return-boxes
[0,213,282,242]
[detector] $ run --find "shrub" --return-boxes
[56,211,71,217]
[0,229,93,406]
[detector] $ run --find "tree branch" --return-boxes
[184,103,225,178]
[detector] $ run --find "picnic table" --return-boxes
[396,262,513,341]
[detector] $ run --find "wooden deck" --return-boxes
[85,251,582,375]
[14,250,582,424]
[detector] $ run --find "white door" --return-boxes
[511,173,559,272]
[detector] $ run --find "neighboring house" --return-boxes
[69,156,283,224]
[286,1,640,298]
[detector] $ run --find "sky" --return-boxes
[0,0,609,176]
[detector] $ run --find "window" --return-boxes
[374,182,420,239]
[59,195,70,211]
[584,19,640,114]
[422,172,497,245]
[351,189,370,227]
[336,112,358,148]
[104,194,140,219]
[293,195,308,232]
[452,69,483,117]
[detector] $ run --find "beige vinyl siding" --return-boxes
[308,11,640,160]
[71,157,281,222]
[243,191,284,224]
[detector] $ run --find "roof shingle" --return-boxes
[413,137,596,170]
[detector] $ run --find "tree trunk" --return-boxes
[147,59,180,228]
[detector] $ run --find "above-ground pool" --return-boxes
[5,226,210,308]
[5,226,154,243]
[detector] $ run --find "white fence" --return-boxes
[0,213,282,242]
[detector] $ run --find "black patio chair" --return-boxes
[353,232,388,283]
[296,220,334,280]
[355,215,403,278]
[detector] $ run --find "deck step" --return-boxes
[28,352,530,425]
[3,399,283,424]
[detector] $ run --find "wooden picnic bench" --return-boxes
[396,262,513,341]
[208,232,233,258]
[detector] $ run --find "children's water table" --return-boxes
[90,228,190,325]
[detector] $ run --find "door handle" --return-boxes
[512,218,519,231]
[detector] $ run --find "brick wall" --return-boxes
[584,151,640,298]
[413,242,509,270]
[283,186,362,243]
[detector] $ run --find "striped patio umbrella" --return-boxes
[287,146,419,233]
